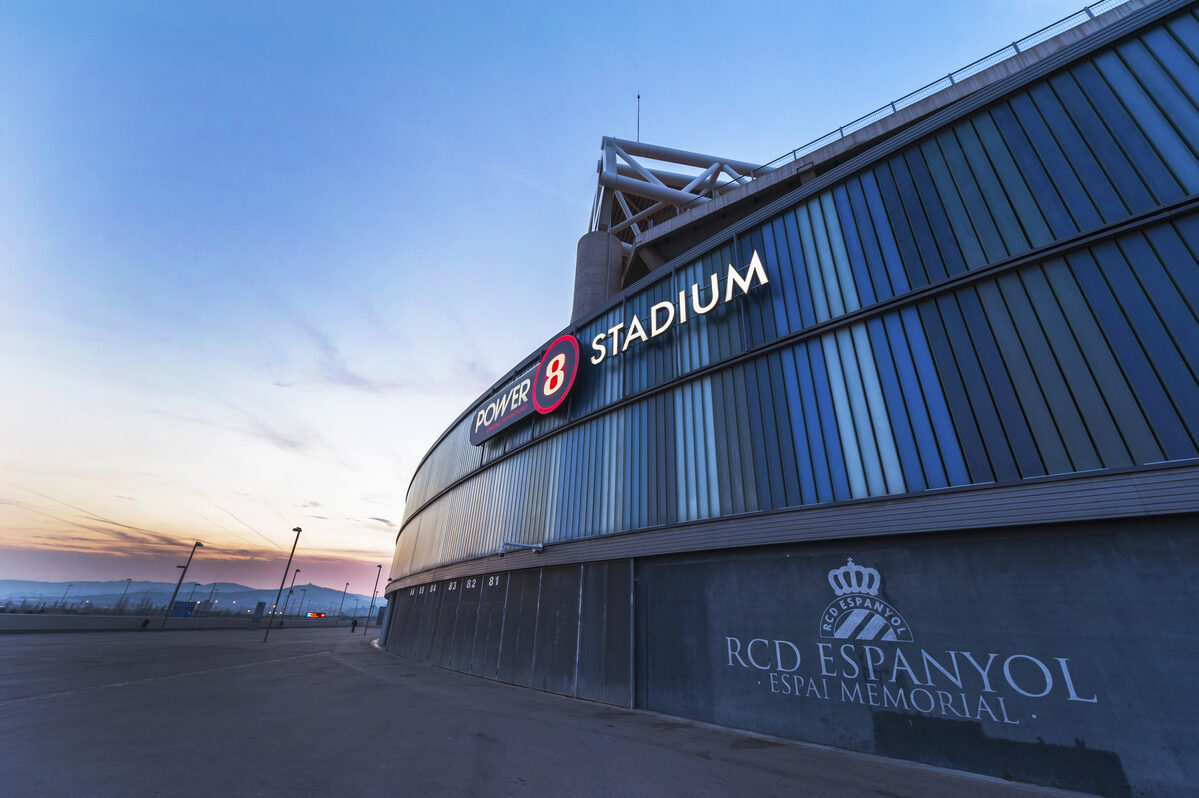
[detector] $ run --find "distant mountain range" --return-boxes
[0,578,382,616]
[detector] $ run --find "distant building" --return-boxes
[383,1,1198,793]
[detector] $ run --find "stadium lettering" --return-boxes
[589,251,768,365]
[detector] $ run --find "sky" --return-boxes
[0,0,1093,592]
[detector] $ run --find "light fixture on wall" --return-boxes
[498,542,543,557]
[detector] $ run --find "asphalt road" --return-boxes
[0,627,1090,798]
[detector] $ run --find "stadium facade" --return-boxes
[383,1,1199,793]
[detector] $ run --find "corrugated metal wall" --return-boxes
[394,2,1199,581]
[385,561,633,706]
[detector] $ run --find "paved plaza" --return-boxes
[0,627,1090,797]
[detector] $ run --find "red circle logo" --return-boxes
[533,334,579,414]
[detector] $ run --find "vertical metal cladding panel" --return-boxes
[449,575,481,673]
[470,572,508,678]
[899,145,966,281]
[864,316,926,492]
[497,568,540,688]
[403,414,480,525]
[752,356,790,508]
[879,157,941,288]
[602,559,633,707]
[391,587,413,657]
[1083,235,1199,444]
[675,243,734,376]
[656,390,678,528]
[383,588,407,655]
[413,581,443,663]
[951,119,1038,254]
[531,564,581,695]
[575,562,607,701]
[921,133,1002,268]
[430,580,457,668]
[969,112,1056,249]
[574,560,632,706]
[914,216,1199,484]
[573,306,624,422]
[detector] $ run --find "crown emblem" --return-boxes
[827,558,881,597]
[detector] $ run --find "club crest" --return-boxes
[819,557,913,642]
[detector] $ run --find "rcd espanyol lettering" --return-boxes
[589,250,769,365]
[720,555,1100,727]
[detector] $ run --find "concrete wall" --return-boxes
[385,513,1197,797]
[637,514,1196,797]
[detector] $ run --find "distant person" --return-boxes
[351,619,358,633]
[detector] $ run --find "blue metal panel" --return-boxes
[955,286,1044,477]
[919,136,989,270]
[860,170,911,294]
[918,300,994,484]
[1028,81,1128,222]
[902,144,966,278]
[818,192,861,313]
[833,184,878,307]
[1041,257,1162,465]
[990,102,1078,239]
[1092,49,1199,194]
[866,316,925,492]
[889,154,950,284]
[804,339,852,502]
[973,280,1073,476]
[950,120,1029,257]
[788,342,834,504]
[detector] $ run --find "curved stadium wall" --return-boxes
[383,3,1199,794]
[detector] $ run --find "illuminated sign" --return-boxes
[533,334,579,414]
[470,363,538,446]
[589,251,768,364]
[470,334,580,446]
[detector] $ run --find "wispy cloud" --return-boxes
[207,501,285,550]
[291,316,405,393]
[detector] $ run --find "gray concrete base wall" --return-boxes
[385,513,1196,797]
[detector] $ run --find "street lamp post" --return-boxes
[335,582,349,627]
[263,528,301,643]
[297,586,307,618]
[282,568,300,616]
[364,564,381,635]
[161,541,203,630]
[116,578,132,615]
[58,584,72,611]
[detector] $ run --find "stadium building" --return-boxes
[382,1,1198,793]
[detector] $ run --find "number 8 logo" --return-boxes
[533,334,579,414]
[543,353,566,395]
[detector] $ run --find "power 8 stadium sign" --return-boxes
[470,334,580,446]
